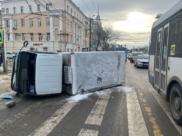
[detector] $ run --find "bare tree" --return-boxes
[92,25,119,51]
[102,27,119,51]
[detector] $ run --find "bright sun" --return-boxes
[113,12,154,32]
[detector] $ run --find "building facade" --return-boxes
[1,0,90,52]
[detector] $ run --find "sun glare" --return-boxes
[113,12,154,32]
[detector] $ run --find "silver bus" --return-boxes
[149,1,182,126]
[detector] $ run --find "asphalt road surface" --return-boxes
[0,62,181,136]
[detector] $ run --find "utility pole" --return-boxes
[0,5,6,73]
[89,18,92,51]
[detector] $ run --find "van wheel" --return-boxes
[170,84,182,126]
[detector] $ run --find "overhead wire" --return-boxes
[90,0,97,13]
[81,0,94,16]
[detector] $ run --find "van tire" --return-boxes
[170,84,182,126]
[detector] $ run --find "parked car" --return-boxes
[128,53,131,60]
[134,54,149,68]
[130,52,143,63]
[6,52,16,59]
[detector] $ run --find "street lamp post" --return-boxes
[89,18,92,51]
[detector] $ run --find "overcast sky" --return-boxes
[72,0,180,48]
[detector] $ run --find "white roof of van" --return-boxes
[152,0,182,28]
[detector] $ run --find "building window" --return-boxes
[67,19,69,28]
[29,5,32,13]
[22,33,26,41]
[14,20,17,28]
[37,4,40,12]
[21,19,25,27]
[70,22,72,29]
[14,33,18,41]
[67,5,69,13]
[30,33,34,41]
[6,8,9,14]
[21,6,24,13]
[46,17,50,26]
[6,20,10,28]
[29,18,33,27]
[71,49,73,52]
[46,3,49,11]
[46,33,50,41]
[37,18,41,26]
[43,47,48,52]
[71,9,72,15]
[13,7,16,14]
[74,12,76,16]
[7,34,10,41]
[71,35,72,43]
[67,48,69,52]
[38,33,42,41]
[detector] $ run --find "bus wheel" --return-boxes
[170,84,182,126]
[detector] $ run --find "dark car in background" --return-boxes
[128,53,131,60]
[130,52,143,63]
[134,54,149,68]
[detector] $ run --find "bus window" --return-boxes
[169,18,182,57]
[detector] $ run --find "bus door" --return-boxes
[160,24,169,94]
[154,24,169,94]
[154,28,163,90]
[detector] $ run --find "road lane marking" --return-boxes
[29,102,76,136]
[149,88,182,135]
[126,90,149,136]
[138,89,164,136]
[78,128,98,136]
[85,94,110,126]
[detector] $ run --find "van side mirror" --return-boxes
[23,41,29,48]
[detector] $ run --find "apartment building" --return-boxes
[1,0,90,52]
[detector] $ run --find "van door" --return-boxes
[35,54,63,95]
[160,23,170,94]
[154,28,163,89]
[17,52,29,94]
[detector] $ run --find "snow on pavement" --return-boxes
[0,73,12,95]
[66,86,133,103]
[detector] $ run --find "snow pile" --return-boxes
[0,78,4,83]
[66,93,93,102]
[117,86,133,93]
[66,86,133,103]
[0,74,12,94]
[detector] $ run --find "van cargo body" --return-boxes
[62,51,126,95]
[11,51,63,95]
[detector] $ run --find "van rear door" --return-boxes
[35,53,63,95]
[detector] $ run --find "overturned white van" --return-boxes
[11,51,63,95]
[62,51,126,95]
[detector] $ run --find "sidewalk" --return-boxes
[0,65,12,94]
